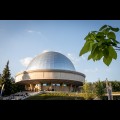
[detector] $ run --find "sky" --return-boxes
[0,20,120,82]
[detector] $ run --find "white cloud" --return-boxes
[66,53,86,65]
[26,30,41,34]
[27,30,35,33]
[19,52,86,68]
[67,53,86,63]
[67,53,80,65]
[42,50,49,53]
[84,68,98,73]
[20,57,33,67]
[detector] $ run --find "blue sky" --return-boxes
[0,20,120,82]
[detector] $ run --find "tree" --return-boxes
[79,25,120,66]
[0,74,2,92]
[82,81,94,100]
[95,80,105,99]
[110,81,120,92]
[0,74,2,85]
[1,61,12,96]
[11,83,25,94]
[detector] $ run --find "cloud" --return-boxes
[19,52,86,68]
[26,30,48,41]
[27,30,35,33]
[84,68,98,73]
[67,53,80,65]
[20,50,51,67]
[66,53,86,65]
[26,30,41,34]
[42,50,49,53]
[20,57,33,67]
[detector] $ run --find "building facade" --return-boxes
[15,51,85,92]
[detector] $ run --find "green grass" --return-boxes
[25,92,85,100]
[25,91,120,100]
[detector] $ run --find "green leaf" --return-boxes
[91,31,97,33]
[91,52,97,60]
[103,28,110,34]
[106,39,112,43]
[91,46,99,60]
[96,32,105,41]
[88,54,92,60]
[93,55,98,61]
[108,46,117,59]
[79,42,90,56]
[98,41,103,46]
[99,25,107,31]
[111,27,119,32]
[107,32,116,40]
[91,43,98,54]
[103,49,109,58]
[96,32,104,37]
[90,33,96,40]
[85,32,96,41]
[111,39,120,44]
[103,56,112,66]
[84,33,91,40]
[96,52,103,60]
[110,41,117,45]
[89,42,94,50]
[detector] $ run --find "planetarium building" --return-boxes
[15,51,85,92]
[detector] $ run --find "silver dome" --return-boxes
[26,51,75,71]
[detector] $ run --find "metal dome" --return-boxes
[26,51,75,71]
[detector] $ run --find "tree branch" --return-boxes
[115,49,120,51]
[115,46,120,48]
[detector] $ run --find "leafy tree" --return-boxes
[0,74,2,92]
[110,81,120,92]
[0,74,2,85]
[82,81,94,100]
[1,61,12,96]
[11,83,25,94]
[79,25,120,66]
[95,80,105,99]
[98,80,120,92]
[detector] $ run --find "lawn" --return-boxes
[25,92,85,100]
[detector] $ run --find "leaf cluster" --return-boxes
[80,25,120,66]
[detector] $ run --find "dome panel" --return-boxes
[26,51,75,71]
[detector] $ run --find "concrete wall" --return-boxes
[15,70,85,83]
